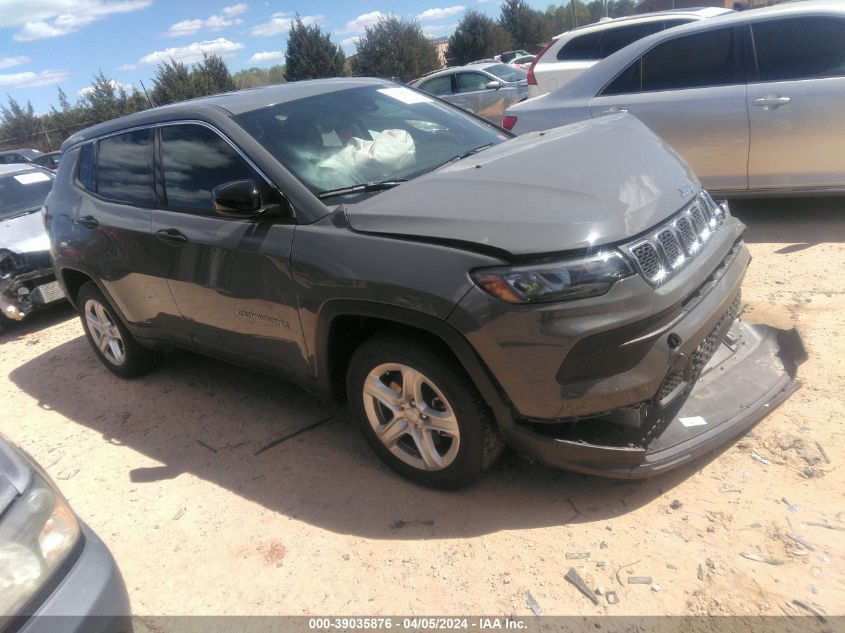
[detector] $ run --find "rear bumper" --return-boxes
[17,522,132,633]
[499,321,806,478]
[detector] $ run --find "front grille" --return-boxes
[656,228,683,267]
[623,191,726,288]
[30,281,65,305]
[631,242,662,281]
[655,292,741,406]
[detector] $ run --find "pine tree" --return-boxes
[193,53,237,95]
[284,16,346,81]
[352,15,440,83]
[448,10,513,65]
[151,59,195,105]
[499,0,551,51]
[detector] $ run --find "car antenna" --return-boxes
[139,80,157,108]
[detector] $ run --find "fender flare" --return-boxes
[314,299,515,430]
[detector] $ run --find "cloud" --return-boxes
[118,62,138,70]
[248,51,284,63]
[339,36,360,49]
[165,5,246,37]
[422,22,458,37]
[221,3,248,17]
[250,12,323,37]
[0,55,31,69]
[340,11,385,34]
[3,0,152,42]
[0,69,70,89]
[78,79,135,97]
[417,6,464,21]
[135,38,244,66]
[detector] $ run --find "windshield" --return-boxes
[484,64,527,82]
[233,85,509,201]
[0,169,53,220]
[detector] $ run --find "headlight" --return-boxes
[471,251,634,303]
[0,471,80,616]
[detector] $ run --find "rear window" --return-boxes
[419,75,452,96]
[557,31,602,60]
[77,143,96,191]
[95,129,155,207]
[483,64,527,82]
[641,27,742,91]
[752,17,845,82]
[599,22,663,57]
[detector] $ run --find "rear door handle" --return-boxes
[155,228,188,245]
[752,95,791,109]
[72,215,99,229]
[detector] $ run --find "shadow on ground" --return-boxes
[11,336,728,540]
[730,196,845,245]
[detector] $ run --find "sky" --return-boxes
[0,0,545,114]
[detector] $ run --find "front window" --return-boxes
[0,169,53,220]
[233,85,508,201]
[482,64,527,82]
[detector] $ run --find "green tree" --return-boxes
[284,16,346,81]
[499,0,551,50]
[352,15,440,82]
[0,97,41,149]
[233,65,287,89]
[151,58,194,105]
[192,52,237,95]
[448,9,513,65]
[80,71,147,123]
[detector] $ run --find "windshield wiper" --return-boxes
[317,179,408,201]
[3,206,42,221]
[430,143,495,172]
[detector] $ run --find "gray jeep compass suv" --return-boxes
[45,78,805,488]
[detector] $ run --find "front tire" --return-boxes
[77,282,158,378]
[347,333,503,489]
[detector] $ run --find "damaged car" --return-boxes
[0,164,65,332]
[45,79,806,488]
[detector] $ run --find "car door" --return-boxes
[151,122,309,377]
[746,16,845,190]
[61,131,185,342]
[589,26,750,192]
[455,71,506,121]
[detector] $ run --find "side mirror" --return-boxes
[485,80,503,90]
[212,180,263,217]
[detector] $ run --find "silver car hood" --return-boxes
[0,210,50,254]
[346,113,700,257]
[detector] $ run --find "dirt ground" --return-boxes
[1,198,843,621]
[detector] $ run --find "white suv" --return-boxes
[527,7,732,98]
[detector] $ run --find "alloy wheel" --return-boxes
[362,363,461,471]
[84,299,126,366]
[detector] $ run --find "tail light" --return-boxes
[527,38,557,86]
[502,115,518,131]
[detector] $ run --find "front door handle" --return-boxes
[155,228,188,245]
[601,105,628,115]
[72,215,99,229]
[752,94,791,109]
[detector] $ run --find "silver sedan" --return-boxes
[411,63,528,123]
[505,1,845,196]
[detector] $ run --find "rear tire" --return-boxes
[77,281,158,378]
[347,333,503,489]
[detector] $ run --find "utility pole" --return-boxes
[571,0,578,27]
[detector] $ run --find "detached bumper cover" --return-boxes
[501,320,806,478]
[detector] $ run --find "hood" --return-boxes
[0,210,50,254]
[346,113,700,257]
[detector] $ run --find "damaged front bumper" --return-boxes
[0,260,66,323]
[500,319,807,478]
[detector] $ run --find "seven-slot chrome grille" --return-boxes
[622,191,727,287]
